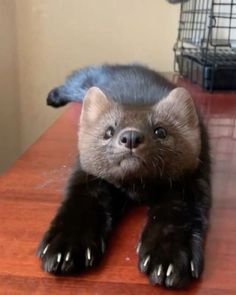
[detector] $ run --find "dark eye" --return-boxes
[104,126,115,140]
[154,127,167,139]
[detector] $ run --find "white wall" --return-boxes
[0,0,20,172]
[0,0,180,172]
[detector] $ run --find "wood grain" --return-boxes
[1,75,236,294]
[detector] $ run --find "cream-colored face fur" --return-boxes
[78,87,201,183]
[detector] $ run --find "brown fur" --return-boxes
[78,87,201,183]
[38,64,210,288]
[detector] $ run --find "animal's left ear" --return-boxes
[154,87,199,128]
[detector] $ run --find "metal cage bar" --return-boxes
[174,0,236,91]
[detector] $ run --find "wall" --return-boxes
[0,0,20,172]
[15,0,180,152]
[1,0,180,172]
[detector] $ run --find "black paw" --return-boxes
[47,87,68,107]
[137,229,203,288]
[37,227,106,274]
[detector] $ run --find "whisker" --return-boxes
[152,154,165,178]
[158,147,180,156]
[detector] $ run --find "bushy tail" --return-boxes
[46,63,174,108]
[47,65,105,107]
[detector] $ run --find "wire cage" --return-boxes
[174,0,236,90]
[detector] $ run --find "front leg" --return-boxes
[37,160,128,274]
[137,179,210,288]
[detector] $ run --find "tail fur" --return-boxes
[47,65,103,107]
[46,63,175,107]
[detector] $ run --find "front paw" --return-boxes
[37,226,106,274]
[137,230,203,288]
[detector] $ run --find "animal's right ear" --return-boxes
[80,87,112,125]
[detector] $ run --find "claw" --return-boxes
[144,256,150,268]
[85,248,93,268]
[136,242,141,255]
[191,260,199,278]
[86,248,91,261]
[157,264,163,276]
[140,255,150,272]
[42,244,49,255]
[166,264,173,277]
[191,260,195,272]
[57,253,62,263]
[65,252,70,262]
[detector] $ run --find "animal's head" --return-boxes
[78,87,200,183]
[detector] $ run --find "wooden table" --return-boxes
[1,76,236,294]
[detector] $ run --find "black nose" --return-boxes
[119,130,144,149]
